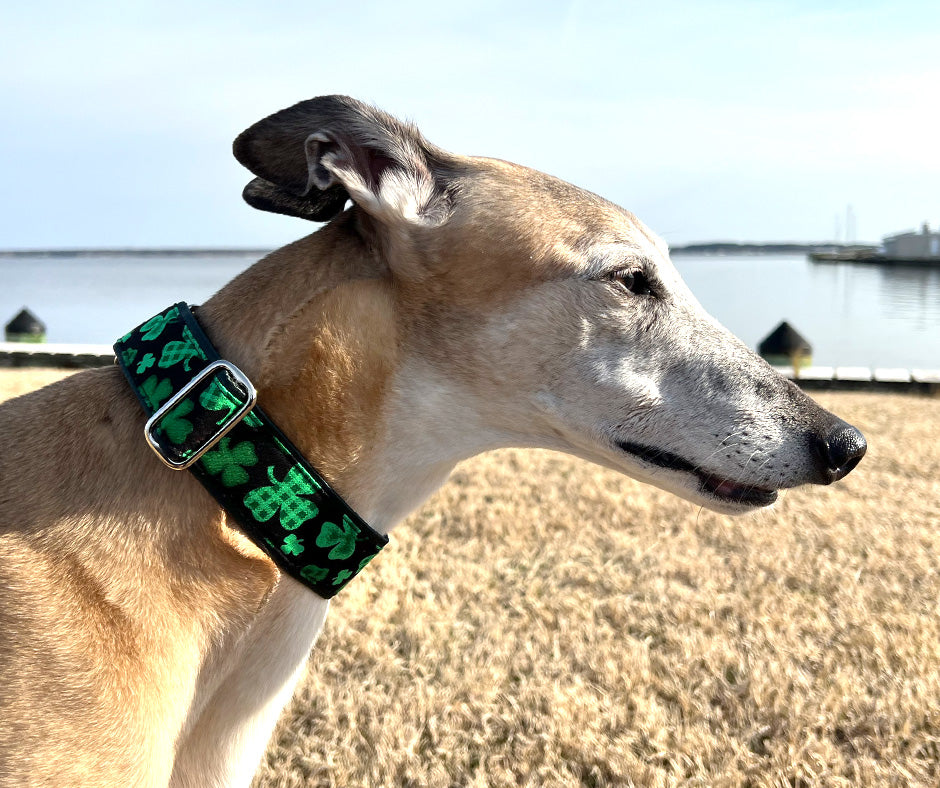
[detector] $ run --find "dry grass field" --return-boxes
[2,371,938,787]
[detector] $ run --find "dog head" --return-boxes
[234,96,866,514]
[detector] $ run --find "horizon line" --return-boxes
[0,247,275,258]
[0,240,868,257]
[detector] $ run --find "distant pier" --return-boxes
[809,249,940,266]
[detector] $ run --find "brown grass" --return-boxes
[3,371,938,787]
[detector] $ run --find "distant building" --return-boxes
[883,223,940,259]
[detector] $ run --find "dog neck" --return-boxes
[195,219,500,537]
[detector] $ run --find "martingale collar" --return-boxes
[113,303,388,599]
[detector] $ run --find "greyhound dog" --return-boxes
[0,96,866,787]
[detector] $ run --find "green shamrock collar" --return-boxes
[114,303,388,598]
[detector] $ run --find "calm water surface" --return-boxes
[673,253,940,369]
[0,253,262,346]
[1,251,938,369]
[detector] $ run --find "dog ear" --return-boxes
[233,95,452,227]
[242,177,349,222]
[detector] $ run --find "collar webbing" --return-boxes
[113,302,388,599]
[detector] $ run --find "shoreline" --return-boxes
[2,343,936,394]
[0,248,271,258]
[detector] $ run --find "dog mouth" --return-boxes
[615,441,778,507]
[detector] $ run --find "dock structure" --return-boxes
[769,365,940,395]
[810,222,940,265]
[0,342,113,369]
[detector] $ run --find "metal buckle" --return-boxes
[144,360,257,470]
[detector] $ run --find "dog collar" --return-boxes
[113,303,387,599]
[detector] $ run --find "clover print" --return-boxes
[139,307,179,340]
[158,326,207,372]
[243,464,321,530]
[135,353,155,374]
[200,437,258,487]
[331,569,353,587]
[120,347,138,367]
[139,375,173,411]
[300,565,329,584]
[199,376,241,426]
[281,534,305,556]
[159,398,195,445]
[315,515,361,561]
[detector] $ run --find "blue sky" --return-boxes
[1,0,938,248]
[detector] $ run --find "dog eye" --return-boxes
[608,269,652,296]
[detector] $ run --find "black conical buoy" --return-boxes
[5,308,46,343]
[758,321,812,372]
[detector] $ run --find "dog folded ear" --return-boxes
[233,95,452,227]
[242,177,349,222]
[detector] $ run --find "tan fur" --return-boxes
[261,280,398,482]
[0,97,864,787]
[0,370,277,785]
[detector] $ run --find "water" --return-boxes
[1,251,938,369]
[0,252,263,346]
[673,253,940,369]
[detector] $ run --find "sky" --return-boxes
[1,0,938,249]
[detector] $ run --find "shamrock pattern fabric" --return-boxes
[114,303,388,598]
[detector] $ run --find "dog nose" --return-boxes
[814,420,867,483]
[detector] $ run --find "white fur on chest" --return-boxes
[169,366,491,787]
[170,580,329,788]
